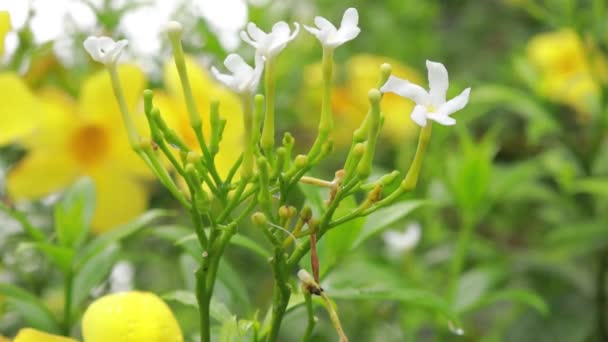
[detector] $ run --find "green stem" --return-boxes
[107,65,139,146]
[301,290,316,342]
[241,95,255,179]
[267,248,291,342]
[308,47,334,159]
[261,58,276,158]
[0,202,45,242]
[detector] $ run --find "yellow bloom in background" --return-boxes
[12,328,77,342]
[155,56,243,178]
[0,74,41,145]
[7,65,151,233]
[82,291,183,342]
[526,28,599,114]
[0,11,10,57]
[300,54,422,147]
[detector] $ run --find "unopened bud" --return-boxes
[187,151,201,164]
[294,154,308,168]
[251,212,267,225]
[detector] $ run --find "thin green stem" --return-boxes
[261,58,276,158]
[0,202,45,242]
[301,290,316,342]
[107,65,139,146]
[308,47,334,159]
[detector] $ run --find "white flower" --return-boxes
[383,222,421,255]
[83,36,128,65]
[211,53,265,95]
[304,7,360,49]
[381,60,471,127]
[240,21,300,59]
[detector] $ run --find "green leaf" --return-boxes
[0,283,61,334]
[153,225,203,260]
[217,259,251,312]
[328,287,459,324]
[78,209,172,268]
[351,200,427,250]
[163,290,198,307]
[318,196,365,276]
[71,244,120,308]
[18,242,74,273]
[175,232,270,260]
[230,234,271,259]
[55,177,96,248]
[570,178,608,197]
[462,288,549,316]
[471,85,559,142]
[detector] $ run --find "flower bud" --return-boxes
[252,212,267,225]
[294,154,308,168]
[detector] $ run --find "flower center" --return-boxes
[69,124,110,167]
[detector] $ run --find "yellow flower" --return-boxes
[7,65,151,233]
[0,11,10,57]
[12,328,77,342]
[81,291,183,342]
[526,28,599,114]
[154,56,243,178]
[300,54,422,147]
[0,74,41,145]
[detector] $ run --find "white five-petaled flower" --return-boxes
[240,21,300,59]
[381,60,471,127]
[304,7,361,49]
[83,36,128,65]
[211,54,265,95]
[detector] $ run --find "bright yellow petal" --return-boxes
[82,291,183,342]
[0,11,10,57]
[0,73,41,145]
[13,328,77,342]
[79,64,146,128]
[7,151,80,199]
[89,168,149,233]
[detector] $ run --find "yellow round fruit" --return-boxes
[82,291,183,342]
[12,328,77,342]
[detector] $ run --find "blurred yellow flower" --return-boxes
[0,74,41,145]
[0,11,10,57]
[526,28,599,114]
[155,56,243,178]
[12,328,77,342]
[81,291,183,342]
[300,54,422,147]
[7,65,151,233]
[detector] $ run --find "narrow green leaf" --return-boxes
[570,178,608,197]
[55,177,96,248]
[230,234,271,259]
[0,283,61,334]
[18,242,74,273]
[328,287,459,324]
[71,244,120,308]
[78,209,172,268]
[462,288,549,316]
[351,200,427,249]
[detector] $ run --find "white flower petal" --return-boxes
[426,60,449,106]
[340,8,359,30]
[224,53,252,75]
[437,87,471,117]
[410,104,428,127]
[383,223,421,253]
[332,26,360,47]
[426,112,456,126]
[381,75,429,105]
[240,30,258,49]
[83,36,128,65]
[247,22,265,41]
[271,21,290,38]
[314,16,336,32]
